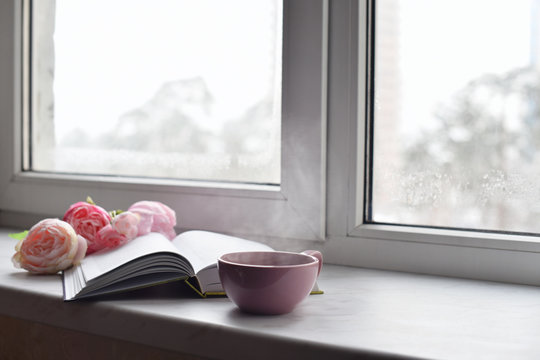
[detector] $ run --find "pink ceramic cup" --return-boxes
[218,250,323,315]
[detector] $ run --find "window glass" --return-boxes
[31,0,282,184]
[371,0,540,233]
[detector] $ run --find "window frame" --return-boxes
[324,0,540,286]
[348,0,540,254]
[0,0,327,242]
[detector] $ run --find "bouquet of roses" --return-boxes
[11,198,176,274]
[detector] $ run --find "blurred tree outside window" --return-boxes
[371,0,540,234]
[30,0,282,185]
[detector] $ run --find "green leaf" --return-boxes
[86,196,96,205]
[9,230,28,241]
[109,209,124,218]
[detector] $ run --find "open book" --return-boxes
[63,230,322,301]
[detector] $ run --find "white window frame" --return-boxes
[3,0,540,286]
[323,0,540,286]
[0,0,327,243]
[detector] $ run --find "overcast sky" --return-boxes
[52,0,281,140]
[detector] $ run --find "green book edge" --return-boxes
[183,278,324,298]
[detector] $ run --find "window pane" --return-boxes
[31,0,282,184]
[371,0,540,233]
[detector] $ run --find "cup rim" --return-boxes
[218,250,319,269]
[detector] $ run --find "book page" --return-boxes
[172,231,273,274]
[63,263,85,300]
[82,232,181,282]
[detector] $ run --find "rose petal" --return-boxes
[73,235,88,265]
[112,212,140,240]
[128,201,177,240]
[94,225,130,252]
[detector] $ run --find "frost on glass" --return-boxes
[31,0,282,184]
[372,0,540,233]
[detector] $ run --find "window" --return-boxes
[0,0,326,241]
[325,0,540,286]
[368,0,540,235]
[30,0,282,184]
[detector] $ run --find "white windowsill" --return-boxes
[2,227,540,359]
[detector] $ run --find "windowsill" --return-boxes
[2,228,540,359]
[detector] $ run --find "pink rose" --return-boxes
[63,201,112,254]
[128,201,176,240]
[12,219,87,274]
[112,211,140,240]
[93,225,129,252]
